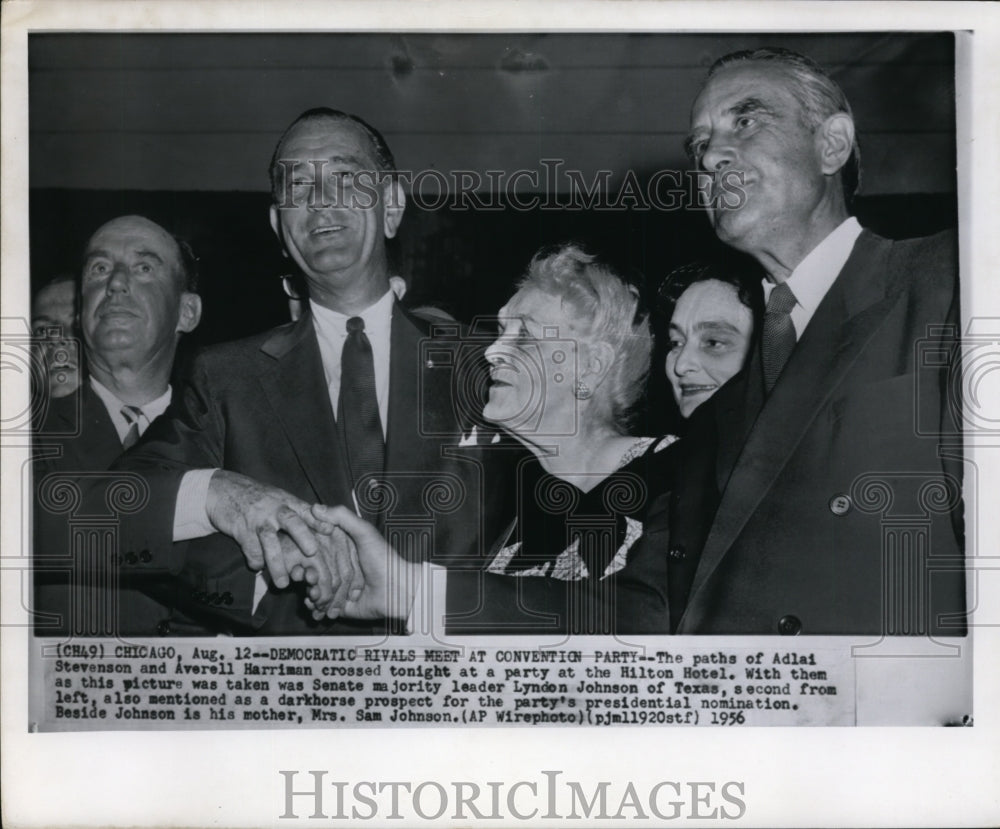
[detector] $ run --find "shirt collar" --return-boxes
[309,288,395,340]
[762,216,863,315]
[89,376,172,419]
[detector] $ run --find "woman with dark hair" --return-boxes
[658,260,761,419]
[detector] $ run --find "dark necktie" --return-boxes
[120,405,145,449]
[339,317,385,511]
[762,282,798,393]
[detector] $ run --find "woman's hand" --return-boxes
[310,505,421,621]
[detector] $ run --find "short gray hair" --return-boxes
[519,243,651,434]
[708,47,861,204]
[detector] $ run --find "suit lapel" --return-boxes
[257,314,353,506]
[385,303,439,478]
[711,357,762,493]
[82,388,127,460]
[682,231,899,616]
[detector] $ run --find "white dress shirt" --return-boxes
[171,289,397,611]
[310,288,394,436]
[762,216,863,339]
[89,376,171,444]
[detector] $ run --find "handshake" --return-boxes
[205,470,419,621]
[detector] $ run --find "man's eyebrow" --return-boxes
[84,248,165,264]
[683,96,776,156]
[327,154,367,168]
[727,96,776,119]
[133,248,165,264]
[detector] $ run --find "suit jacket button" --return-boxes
[222,592,234,606]
[668,544,686,560]
[125,552,138,565]
[139,549,152,563]
[156,621,171,636]
[829,494,852,516]
[211,592,223,605]
[778,615,802,635]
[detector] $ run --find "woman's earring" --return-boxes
[574,381,592,400]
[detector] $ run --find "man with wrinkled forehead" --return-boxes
[672,47,965,635]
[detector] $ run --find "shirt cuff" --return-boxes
[405,562,447,636]
[251,572,269,614]
[173,468,218,541]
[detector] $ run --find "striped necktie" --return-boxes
[120,405,146,449]
[762,282,798,393]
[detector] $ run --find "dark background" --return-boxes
[28,32,958,428]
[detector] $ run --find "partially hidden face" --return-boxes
[269,116,401,300]
[666,279,753,418]
[80,216,196,365]
[32,280,79,398]
[483,287,584,438]
[687,62,829,253]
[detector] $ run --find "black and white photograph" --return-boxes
[2,1,998,827]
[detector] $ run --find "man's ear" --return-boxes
[581,341,616,390]
[268,204,287,254]
[176,292,203,334]
[817,112,855,176]
[382,178,406,239]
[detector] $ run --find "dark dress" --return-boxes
[444,436,700,635]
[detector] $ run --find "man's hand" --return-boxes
[311,505,421,621]
[272,530,358,621]
[300,526,365,620]
[205,470,334,589]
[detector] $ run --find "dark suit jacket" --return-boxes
[676,228,966,636]
[33,386,177,636]
[104,302,510,634]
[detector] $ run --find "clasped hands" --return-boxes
[206,470,417,620]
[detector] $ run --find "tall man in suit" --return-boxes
[34,215,203,636]
[104,109,504,634]
[674,47,965,635]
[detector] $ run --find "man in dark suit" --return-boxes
[34,215,203,636]
[674,47,965,635]
[101,109,505,634]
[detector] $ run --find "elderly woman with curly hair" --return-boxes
[313,243,688,635]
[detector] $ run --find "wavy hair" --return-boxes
[519,243,652,433]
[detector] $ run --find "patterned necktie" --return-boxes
[762,282,798,393]
[120,405,145,449]
[339,317,385,512]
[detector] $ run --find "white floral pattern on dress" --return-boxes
[549,538,589,581]
[654,434,679,453]
[485,437,674,579]
[487,542,523,574]
[602,516,643,579]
